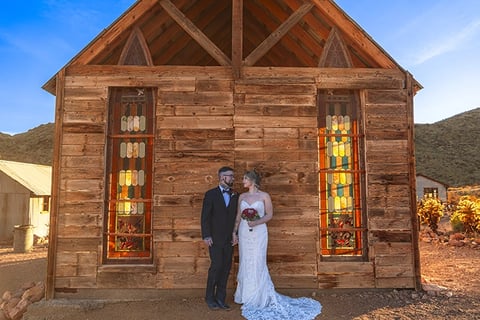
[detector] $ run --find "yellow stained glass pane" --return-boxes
[119,170,126,186]
[347,197,353,210]
[340,172,346,184]
[338,116,344,130]
[334,196,341,210]
[339,142,345,157]
[332,115,338,131]
[117,202,124,214]
[332,141,338,156]
[345,142,351,157]
[125,170,132,186]
[333,172,340,184]
[341,196,347,209]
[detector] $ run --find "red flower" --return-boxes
[241,208,260,231]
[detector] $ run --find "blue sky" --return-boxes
[1,1,479,134]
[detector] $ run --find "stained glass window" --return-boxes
[318,91,365,257]
[104,87,154,263]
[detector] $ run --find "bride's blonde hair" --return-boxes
[244,169,261,188]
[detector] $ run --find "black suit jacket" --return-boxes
[201,187,238,247]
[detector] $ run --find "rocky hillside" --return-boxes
[415,107,480,187]
[0,123,54,166]
[1,107,479,187]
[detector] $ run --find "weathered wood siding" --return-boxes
[50,65,418,296]
[364,89,416,289]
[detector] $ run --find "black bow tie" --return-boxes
[222,189,230,193]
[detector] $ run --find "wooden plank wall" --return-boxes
[364,89,416,288]
[233,73,320,288]
[50,65,417,296]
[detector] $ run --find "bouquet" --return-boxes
[241,208,260,232]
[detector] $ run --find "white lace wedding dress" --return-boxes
[234,200,322,320]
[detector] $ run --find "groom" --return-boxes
[201,166,238,310]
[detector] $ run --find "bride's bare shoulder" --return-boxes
[260,190,271,198]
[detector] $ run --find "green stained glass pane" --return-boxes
[128,185,135,198]
[337,184,344,196]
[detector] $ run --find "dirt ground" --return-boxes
[1,238,480,320]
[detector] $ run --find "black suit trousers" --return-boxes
[206,243,233,303]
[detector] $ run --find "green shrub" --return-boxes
[417,198,444,233]
[450,196,480,235]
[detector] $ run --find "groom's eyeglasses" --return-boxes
[222,174,234,177]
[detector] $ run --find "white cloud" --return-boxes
[414,19,480,66]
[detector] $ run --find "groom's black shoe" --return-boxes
[216,300,231,310]
[206,300,220,310]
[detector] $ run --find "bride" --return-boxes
[232,170,322,320]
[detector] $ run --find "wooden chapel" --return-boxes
[42,0,422,299]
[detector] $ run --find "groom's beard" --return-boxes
[225,180,234,188]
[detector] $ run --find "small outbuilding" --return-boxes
[416,174,448,202]
[43,0,422,299]
[0,160,51,242]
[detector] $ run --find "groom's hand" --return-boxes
[203,237,213,247]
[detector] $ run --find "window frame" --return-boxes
[317,89,367,261]
[102,86,155,265]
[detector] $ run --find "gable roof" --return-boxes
[0,160,52,195]
[416,174,449,188]
[43,0,421,93]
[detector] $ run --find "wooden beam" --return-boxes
[312,0,398,69]
[45,69,66,300]
[159,0,231,66]
[232,0,244,78]
[406,71,422,290]
[318,27,353,68]
[118,27,154,66]
[244,1,314,66]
